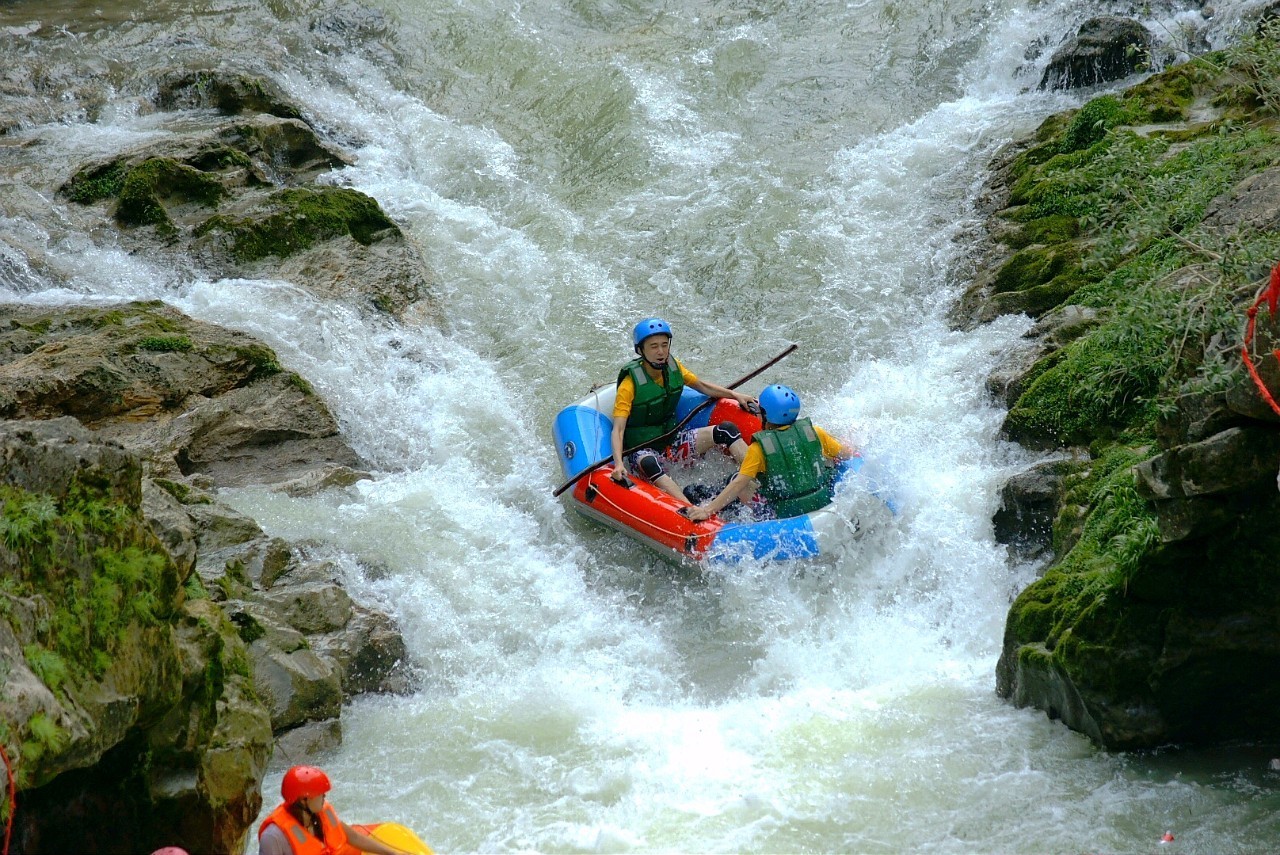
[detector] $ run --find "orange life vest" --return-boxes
[259,802,354,855]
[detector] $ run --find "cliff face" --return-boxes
[975,26,1280,749]
[0,418,272,854]
[0,9,435,846]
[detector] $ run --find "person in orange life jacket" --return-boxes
[258,766,412,855]
[686,384,853,522]
[611,318,758,503]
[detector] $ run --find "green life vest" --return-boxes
[617,357,684,448]
[753,418,836,518]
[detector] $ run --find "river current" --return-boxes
[3,0,1280,851]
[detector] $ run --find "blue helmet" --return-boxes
[632,317,672,351]
[759,384,801,426]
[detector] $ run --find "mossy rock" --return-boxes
[116,158,228,233]
[63,162,129,205]
[999,213,1080,249]
[195,187,398,263]
[991,243,1081,294]
[1123,64,1198,123]
[154,70,303,120]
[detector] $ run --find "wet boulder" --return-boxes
[1039,17,1155,91]
[0,418,272,855]
[0,301,362,488]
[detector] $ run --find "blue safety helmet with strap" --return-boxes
[759,384,801,426]
[632,317,672,352]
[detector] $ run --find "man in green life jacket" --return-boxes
[686,384,853,522]
[610,318,757,503]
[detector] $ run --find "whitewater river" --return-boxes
[4,0,1280,851]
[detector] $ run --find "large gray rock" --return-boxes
[1039,17,1155,91]
[1202,167,1280,234]
[0,301,363,488]
[993,457,1086,560]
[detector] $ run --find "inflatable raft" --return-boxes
[553,383,895,564]
[349,822,433,854]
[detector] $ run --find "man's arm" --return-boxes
[686,473,755,522]
[609,415,629,481]
[687,377,757,410]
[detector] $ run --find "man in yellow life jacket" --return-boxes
[610,318,757,502]
[686,384,853,522]
[258,766,412,855]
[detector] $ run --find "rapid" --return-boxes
[3,0,1280,851]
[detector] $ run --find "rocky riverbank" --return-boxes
[0,5,438,850]
[967,20,1280,750]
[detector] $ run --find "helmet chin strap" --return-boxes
[636,344,668,372]
[643,356,668,371]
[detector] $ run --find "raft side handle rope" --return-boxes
[590,478,714,546]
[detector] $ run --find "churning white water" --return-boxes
[3,0,1280,850]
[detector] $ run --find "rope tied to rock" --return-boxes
[1242,261,1280,418]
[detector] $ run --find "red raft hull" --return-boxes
[569,398,762,562]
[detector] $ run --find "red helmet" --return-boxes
[281,766,331,803]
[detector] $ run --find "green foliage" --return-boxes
[23,646,69,692]
[1086,127,1280,271]
[0,483,176,688]
[22,713,67,766]
[136,335,193,353]
[1217,18,1280,115]
[184,572,210,601]
[1005,304,1168,446]
[0,492,58,552]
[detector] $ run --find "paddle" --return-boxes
[552,343,798,498]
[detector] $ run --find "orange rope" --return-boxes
[1241,262,1280,418]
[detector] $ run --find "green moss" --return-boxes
[237,344,282,378]
[64,162,128,204]
[153,478,212,506]
[229,611,265,645]
[286,372,315,396]
[136,335,193,353]
[115,157,227,233]
[195,187,398,262]
[992,244,1081,294]
[1123,65,1198,123]
[0,482,178,688]
[1061,95,1135,153]
[1001,214,1080,250]
[189,145,256,172]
